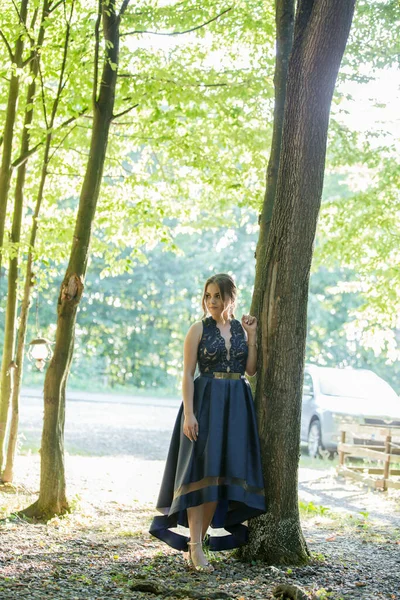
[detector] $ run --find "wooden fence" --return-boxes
[337,423,400,491]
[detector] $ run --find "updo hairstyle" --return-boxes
[201,273,237,319]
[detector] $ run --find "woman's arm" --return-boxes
[182,321,202,441]
[241,314,257,377]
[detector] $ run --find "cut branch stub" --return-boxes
[60,273,84,306]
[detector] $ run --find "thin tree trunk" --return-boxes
[2,0,69,483]
[0,0,50,479]
[241,0,356,564]
[22,0,126,519]
[1,258,35,482]
[0,0,29,275]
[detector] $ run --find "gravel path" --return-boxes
[18,390,180,459]
[1,455,400,600]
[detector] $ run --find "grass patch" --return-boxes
[117,528,142,538]
[299,501,332,517]
[299,453,337,470]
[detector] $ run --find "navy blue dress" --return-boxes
[149,316,266,551]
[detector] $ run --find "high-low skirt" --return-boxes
[149,373,266,551]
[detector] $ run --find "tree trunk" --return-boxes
[0,0,29,275]
[2,0,69,484]
[21,0,123,519]
[241,0,356,564]
[1,260,35,483]
[2,138,52,483]
[0,0,50,479]
[251,0,295,317]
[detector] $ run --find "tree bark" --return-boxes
[0,0,29,275]
[251,0,295,317]
[1,0,61,483]
[0,73,35,473]
[241,0,356,564]
[21,0,124,519]
[1,263,35,483]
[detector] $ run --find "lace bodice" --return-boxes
[197,317,248,375]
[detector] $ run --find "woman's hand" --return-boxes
[241,314,257,335]
[183,413,199,442]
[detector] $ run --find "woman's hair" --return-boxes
[201,273,237,319]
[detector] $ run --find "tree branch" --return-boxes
[46,171,84,178]
[11,107,88,169]
[59,107,88,128]
[22,52,37,68]
[93,0,102,107]
[48,0,75,127]
[112,102,139,120]
[46,170,126,180]
[121,6,233,37]
[22,8,39,69]
[0,30,14,61]
[12,142,43,169]
[11,0,35,45]
[117,74,249,89]
[48,0,65,14]
[38,61,49,129]
[118,0,131,17]
[29,6,39,30]
[48,124,77,162]
[11,0,22,22]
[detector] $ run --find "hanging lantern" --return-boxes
[28,337,54,371]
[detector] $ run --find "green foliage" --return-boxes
[21,214,258,391]
[0,0,276,272]
[299,501,332,517]
[314,160,400,372]
[0,0,398,397]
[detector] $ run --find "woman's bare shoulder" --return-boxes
[186,320,204,342]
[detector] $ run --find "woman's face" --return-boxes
[205,283,231,320]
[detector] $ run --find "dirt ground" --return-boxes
[1,455,400,600]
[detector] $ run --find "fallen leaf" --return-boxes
[325,534,336,542]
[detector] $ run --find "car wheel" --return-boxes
[308,419,323,458]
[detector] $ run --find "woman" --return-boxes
[149,273,266,571]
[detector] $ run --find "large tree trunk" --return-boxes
[241,0,356,564]
[251,0,295,317]
[0,0,50,479]
[0,0,29,275]
[22,0,124,520]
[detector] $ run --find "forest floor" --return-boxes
[1,455,400,600]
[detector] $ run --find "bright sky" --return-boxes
[337,68,400,147]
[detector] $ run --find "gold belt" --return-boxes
[213,372,242,380]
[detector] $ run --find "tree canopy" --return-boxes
[0,0,398,395]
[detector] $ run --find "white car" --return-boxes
[301,365,400,458]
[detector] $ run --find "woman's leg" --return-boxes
[187,505,207,567]
[187,501,217,567]
[187,504,204,543]
[202,500,218,539]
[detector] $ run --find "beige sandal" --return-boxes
[187,541,214,573]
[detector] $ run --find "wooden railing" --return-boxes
[337,423,400,491]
